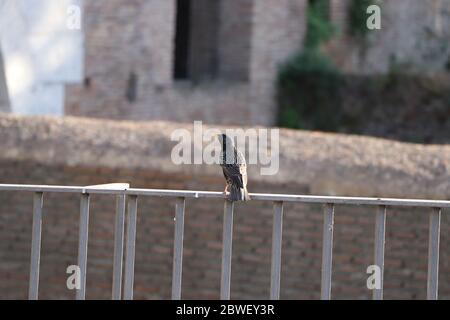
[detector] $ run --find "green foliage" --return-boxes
[277,0,343,131]
[277,49,343,131]
[348,0,377,40]
[304,0,335,49]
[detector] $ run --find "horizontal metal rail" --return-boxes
[0,183,447,300]
[0,184,449,207]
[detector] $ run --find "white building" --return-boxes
[0,0,84,115]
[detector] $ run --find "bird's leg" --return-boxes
[223,184,229,195]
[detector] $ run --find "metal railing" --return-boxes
[0,183,449,300]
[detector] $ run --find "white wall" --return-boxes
[0,51,9,112]
[0,0,84,115]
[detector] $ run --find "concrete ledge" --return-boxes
[0,112,449,199]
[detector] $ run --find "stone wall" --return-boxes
[328,0,450,73]
[0,114,450,299]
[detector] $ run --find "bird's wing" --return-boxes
[220,147,248,188]
[222,163,244,188]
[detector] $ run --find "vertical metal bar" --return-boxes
[124,195,138,300]
[28,192,44,300]
[171,197,186,300]
[76,193,90,300]
[270,201,284,300]
[220,200,234,300]
[321,204,335,300]
[112,194,126,300]
[373,205,387,300]
[427,207,441,300]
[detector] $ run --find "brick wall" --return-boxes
[63,0,450,128]
[2,160,450,300]
[1,114,450,299]
[188,0,220,81]
[64,0,307,126]
[217,0,253,81]
[249,0,308,125]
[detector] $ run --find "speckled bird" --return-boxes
[217,133,250,202]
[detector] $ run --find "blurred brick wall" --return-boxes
[1,114,450,300]
[64,0,307,126]
[63,0,450,128]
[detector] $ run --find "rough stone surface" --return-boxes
[1,113,449,199]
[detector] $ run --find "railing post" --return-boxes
[124,195,138,300]
[373,205,386,300]
[270,201,284,300]
[220,200,234,300]
[321,204,335,300]
[76,193,90,300]
[112,194,126,300]
[427,207,441,300]
[172,197,186,300]
[29,192,44,300]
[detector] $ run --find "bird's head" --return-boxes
[217,133,234,150]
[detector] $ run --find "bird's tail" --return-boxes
[229,185,251,201]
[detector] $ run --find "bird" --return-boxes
[217,133,250,202]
